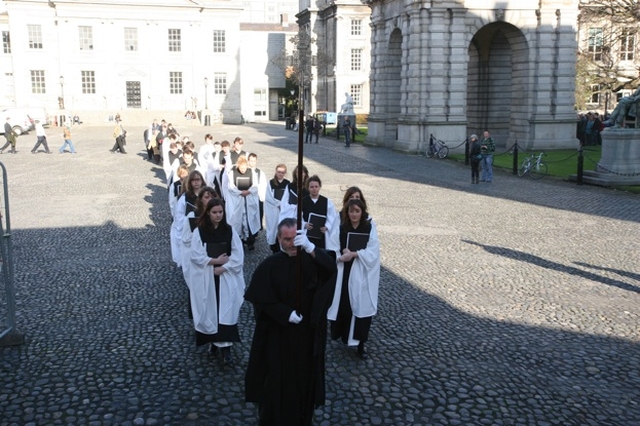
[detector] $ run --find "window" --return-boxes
[169,72,183,94]
[168,29,181,52]
[620,28,635,61]
[81,71,96,94]
[28,25,43,49]
[254,88,267,102]
[213,30,226,53]
[587,28,603,61]
[124,27,138,51]
[214,73,227,95]
[78,26,93,50]
[30,70,46,93]
[590,84,601,104]
[351,19,362,36]
[2,31,10,54]
[350,84,362,106]
[350,48,362,71]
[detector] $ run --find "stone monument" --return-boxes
[581,89,640,186]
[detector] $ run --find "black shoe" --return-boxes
[221,347,232,364]
[357,342,367,359]
[31,151,36,154]
[209,343,218,355]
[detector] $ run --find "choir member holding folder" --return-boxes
[170,170,205,267]
[264,164,290,253]
[226,156,261,250]
[327,198,380,359]
[190,198,245,365]
[302,175,339,253]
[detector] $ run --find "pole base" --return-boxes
[0,328,25,347]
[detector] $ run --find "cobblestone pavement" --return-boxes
[0,122,638,425]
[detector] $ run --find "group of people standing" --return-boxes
[158,127,380,425]
[468,130,495,184]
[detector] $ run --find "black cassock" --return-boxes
[245,249,336,426]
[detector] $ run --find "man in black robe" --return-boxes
[245,218,337,426]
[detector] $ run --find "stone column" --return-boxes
[366,15,388,147]
[528,5,579,149]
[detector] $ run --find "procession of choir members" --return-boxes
[163,133,380,424]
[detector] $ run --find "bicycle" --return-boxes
[518,152,548,179]
[425,135,449,159]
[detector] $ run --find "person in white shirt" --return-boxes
[31,120,52,154]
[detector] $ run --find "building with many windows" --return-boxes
[0,0,299,124]
[576,0,640,116]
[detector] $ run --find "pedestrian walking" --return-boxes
[59,124,77,154]
[31,120,52,153]
[245,218,337,425]
[1,117,17,154]
[343,116,352,147]
[109,115,127,154]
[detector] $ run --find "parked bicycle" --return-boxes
[518,152,548,179]
[426,135,449,159]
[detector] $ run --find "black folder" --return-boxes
[188,217,198,232]
[236,176,251,191]
[346,232,369,251]
[307,213,327,240]
[206,242,228,258]
[274,188,285,201]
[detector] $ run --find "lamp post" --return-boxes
[59,75,65,110]
[204,77,208,110]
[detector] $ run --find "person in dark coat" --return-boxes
[469,134,482,184]
[245,218,337,426]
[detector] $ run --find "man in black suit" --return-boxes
[1,117,17,154]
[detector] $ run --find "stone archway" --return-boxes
[467,22,529,147]
[384,28,402,146]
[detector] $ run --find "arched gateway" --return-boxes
[366,1,580,153]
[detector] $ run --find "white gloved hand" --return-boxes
[294,232,315,254]
[288,311,303,324]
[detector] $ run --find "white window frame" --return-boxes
[81,70,96,94]
[214,73,227,95]
[168,29,181,52]
[350,48,362,71]
[78,26,93,51]
[351,19,362,36]
[2,31,10,54]
[30,70,46,93]
[169,71,183,94]
[28,24,43,49]
[213,30,226,53]
[620,28,635,61]
[124,27,138,52]
[350,84,362,107]
[587,27,603,61]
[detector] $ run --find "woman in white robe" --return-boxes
[170,170,204,267]
[327,198,380,359]
[190,197,245,365]
[264,164,290,253]
[225,156,260,250]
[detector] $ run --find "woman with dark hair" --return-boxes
[469,134,482,184]
[180,186,218,290]
[226,156,260,250]
[327,198,380,359]
[190,198,245,365]
[170,170,205,267]
[264,164,290,253]
[342,186,374,224]
[302,174,339,252]
[278,164,309,224]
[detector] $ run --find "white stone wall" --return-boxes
[366,0,581,152]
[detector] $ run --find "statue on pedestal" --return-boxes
[604,86,640,128]
[340,92,354,115]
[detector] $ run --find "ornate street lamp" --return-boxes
[204,77,208,110]
[59,75,65,110]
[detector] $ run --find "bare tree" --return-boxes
[577,0,640,111]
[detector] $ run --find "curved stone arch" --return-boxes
[467,21,529,148]
[383,27,403,146]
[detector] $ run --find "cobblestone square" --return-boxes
[0,122,638,425]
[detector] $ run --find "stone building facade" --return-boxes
[0,0,299,124]
[365,0,580,152]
